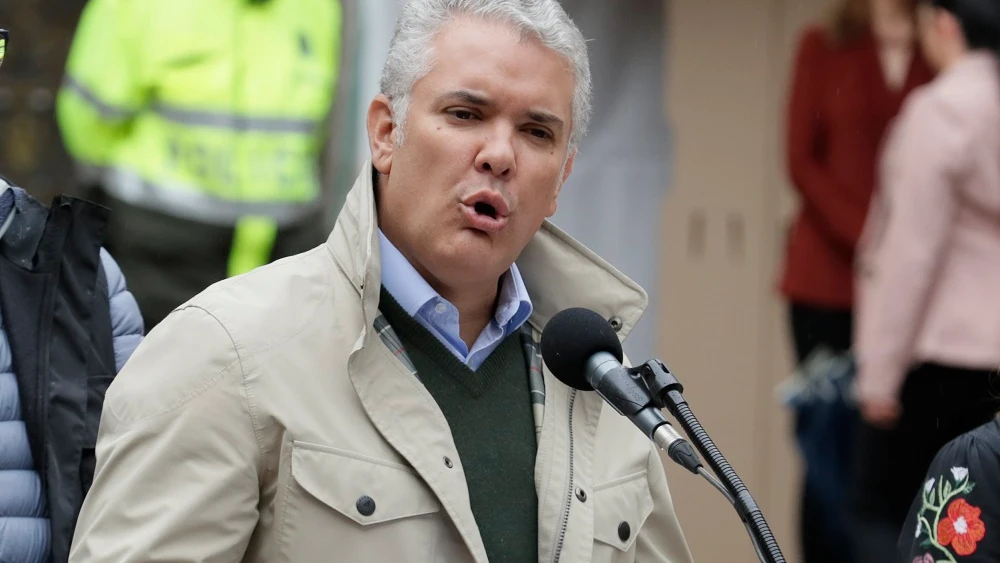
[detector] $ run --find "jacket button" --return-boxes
[356,495,376,516]
[575,488,587,502]
[618,521,631,542]
[443,456,454,469]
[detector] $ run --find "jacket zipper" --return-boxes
[552,389,577,563]
[35,280,57,489]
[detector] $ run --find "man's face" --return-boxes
[368,16,576,294]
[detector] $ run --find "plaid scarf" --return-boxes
[373,313,547,442]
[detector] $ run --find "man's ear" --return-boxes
[547,150,576,217]
[367,94,397,176]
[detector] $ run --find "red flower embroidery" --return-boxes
[937,498,987,556]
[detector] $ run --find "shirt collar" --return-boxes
[378,229,533,331]
[378,229,439,317]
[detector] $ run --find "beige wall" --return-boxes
[657,0,828,560]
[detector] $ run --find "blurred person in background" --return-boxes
[549,0,669,364]
[56,0,354,330]
[0,31,144,563]
[853,0,1000,559]
[778,1,933,561]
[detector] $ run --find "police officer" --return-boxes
[57,0,355,329]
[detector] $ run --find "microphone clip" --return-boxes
[634,360,685,412]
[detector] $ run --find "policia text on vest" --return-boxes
[56,0,346,329]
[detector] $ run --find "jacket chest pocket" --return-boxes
[591,471,654,563]
[277,441,450,562]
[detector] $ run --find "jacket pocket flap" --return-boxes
[593,471,654,551]
[291,441,442,526]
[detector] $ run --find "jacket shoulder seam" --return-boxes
[185,304,267,478]
[106,356,241,425]
[195,249,335,365]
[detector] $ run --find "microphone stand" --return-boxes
[634,360,786,563]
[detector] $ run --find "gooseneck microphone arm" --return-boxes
[637,360,786,563]
[584,354,777,563]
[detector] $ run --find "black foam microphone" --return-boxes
[540,308,701,473]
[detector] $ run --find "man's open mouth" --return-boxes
[474,201,498,219]
[460,191,510,233]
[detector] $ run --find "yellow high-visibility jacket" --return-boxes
[58,0,345,276]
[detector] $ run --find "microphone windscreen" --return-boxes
[540,307,624,391]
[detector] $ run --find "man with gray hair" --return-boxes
[69,1,695,562]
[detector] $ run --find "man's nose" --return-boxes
[474,127,516,179]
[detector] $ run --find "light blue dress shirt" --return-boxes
[379,230,533,370]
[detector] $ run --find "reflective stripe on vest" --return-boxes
[103,168,317,227]
[63,77,320,135]
[62,76,134,120]
[151,104,317,134]
[63,77,325,214]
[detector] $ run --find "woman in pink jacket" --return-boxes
[852,0,1000,560]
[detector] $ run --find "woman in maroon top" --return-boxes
[779,1,934,562]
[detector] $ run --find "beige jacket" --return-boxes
[856,52,1000,402]
[69,164,695,563]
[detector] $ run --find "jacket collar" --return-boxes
[0,180,16,242]
[327,162,649,342]
[0,186,47,268]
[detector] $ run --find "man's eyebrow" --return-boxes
[526,110,565,130]
[436,90,494,108]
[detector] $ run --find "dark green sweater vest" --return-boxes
[379,289,538,563]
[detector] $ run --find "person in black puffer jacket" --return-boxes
[0,175,144,563]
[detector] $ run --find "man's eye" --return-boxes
[527,128,552,140]
[452,110,475,120]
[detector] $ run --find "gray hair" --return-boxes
[379,0,592,149]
